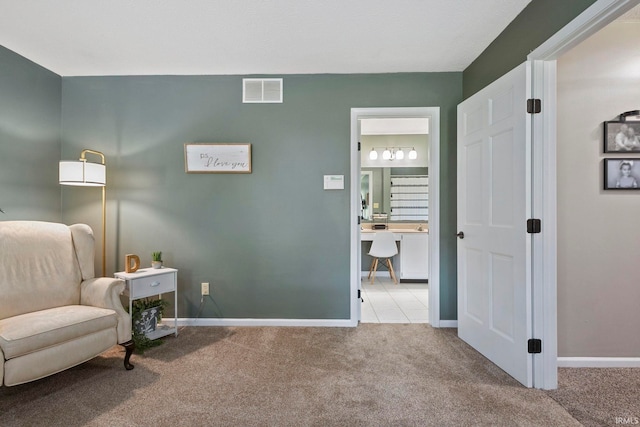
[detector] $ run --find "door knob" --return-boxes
[456,231,464,239]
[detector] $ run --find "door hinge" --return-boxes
[527,218,541,234]
[528,338,542,354]
[358,141,361,151]
[358,216,361,225]
[527,98,541,114]
[358,289,363,302]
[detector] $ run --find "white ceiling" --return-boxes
[0,0,531,76]
[361,118,429,135]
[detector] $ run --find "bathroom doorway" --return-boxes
[350,107,440,326]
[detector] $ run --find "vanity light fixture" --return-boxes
[368,146,417,161]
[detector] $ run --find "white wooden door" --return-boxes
[457,62,532,387]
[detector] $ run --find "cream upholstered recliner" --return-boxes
[0,221,134,387]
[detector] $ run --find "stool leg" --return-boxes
[387,259,398,284]
[370,258,379,283]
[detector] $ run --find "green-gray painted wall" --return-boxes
[0,46,61,221]
[463,0,598,98]
[0,0,601,323]
[60,73,462,320]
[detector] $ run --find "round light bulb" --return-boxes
[382,149,392,160]
[408,148,417,160]
[369,149,378,160]
[395,149,404,160]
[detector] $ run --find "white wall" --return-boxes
[557,19,640,357]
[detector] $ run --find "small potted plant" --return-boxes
[151,251,163,269]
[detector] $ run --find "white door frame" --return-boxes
[350,107,440,326]
[527,0,639,389]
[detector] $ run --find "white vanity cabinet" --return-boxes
[399,233,429,280]
[362,230,428,281]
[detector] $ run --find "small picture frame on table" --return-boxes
[603,120,640,152]
[603,158,640,190]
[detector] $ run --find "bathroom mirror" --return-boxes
[361,167,428,222]
[359,118,429,223]
[361,171,373,220]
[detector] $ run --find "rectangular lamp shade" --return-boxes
[59,161,106,186]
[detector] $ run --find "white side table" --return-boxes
[115,267,178,339]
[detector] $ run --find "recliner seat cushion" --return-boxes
[0,305,117,359]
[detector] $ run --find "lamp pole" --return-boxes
[78,149,107,276]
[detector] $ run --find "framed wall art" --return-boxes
[603,120,640,152]
[184,143,252,174]
[603,158,640,190]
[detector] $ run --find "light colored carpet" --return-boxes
[1,325,584,426]
[547,367,640,427]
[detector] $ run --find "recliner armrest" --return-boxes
[80,278,132,344]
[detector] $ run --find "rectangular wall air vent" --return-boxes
[243,78,283,103]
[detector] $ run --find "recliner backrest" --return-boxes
[0,221,83,320]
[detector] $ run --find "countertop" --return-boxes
[361,228,428,233]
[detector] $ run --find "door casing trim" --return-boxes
[350,107,440,326]
[527,0,640,389]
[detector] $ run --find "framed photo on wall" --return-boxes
[604,158,640,190]
[184,143,252,173]
[603,120,640,152]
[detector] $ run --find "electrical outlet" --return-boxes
[201,282,210,296]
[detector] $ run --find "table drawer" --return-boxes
[128,273,175,299]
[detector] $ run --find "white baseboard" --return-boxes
[437,320,458,328]
[170,318,355,328]
[172,317,456,328]
[557,357,640,368]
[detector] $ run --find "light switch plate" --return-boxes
[324,175,344,190]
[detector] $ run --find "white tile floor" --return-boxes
[360,276,429,323]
